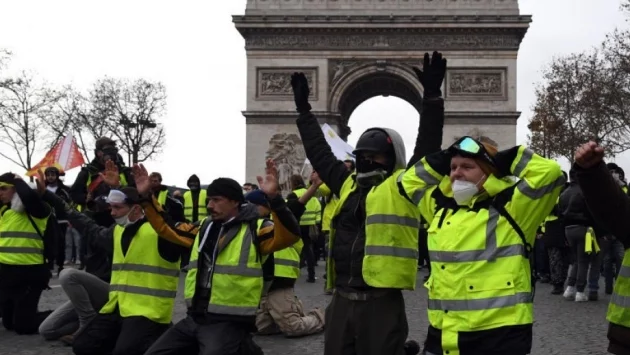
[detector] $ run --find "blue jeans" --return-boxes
[602,238,625,292]
[65,226,81,262]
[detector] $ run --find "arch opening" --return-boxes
[331,69,423,139]
[348,96,420,164]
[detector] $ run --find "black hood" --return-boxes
[187,174,200,185]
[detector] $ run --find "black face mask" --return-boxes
[356,157,388,174]
[101,147,119,163]
[355,156,389,188]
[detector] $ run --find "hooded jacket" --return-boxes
[295,98,444,291]
[185,174,204,222]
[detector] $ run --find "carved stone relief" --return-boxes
[446,68,507,100]
[244,33,523,50]
[265,132,309,194]
[257,68,317,100]
[328,59,419,87]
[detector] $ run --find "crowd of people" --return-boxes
[0,51,628,355]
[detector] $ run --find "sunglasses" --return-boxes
[450,136,496,166]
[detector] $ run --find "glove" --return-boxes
[413,51,447,99]
[291,72,312,114]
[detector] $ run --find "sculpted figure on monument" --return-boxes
[265,132,307,193]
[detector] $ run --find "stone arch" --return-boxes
[234,0,530,187]
[328,62,424,136]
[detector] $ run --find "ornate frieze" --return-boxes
[446,68,507,100]
[257,68,318,100]
[242,31,524,51]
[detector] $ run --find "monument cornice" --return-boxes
[233,14,532,26]
[235,26,529,51]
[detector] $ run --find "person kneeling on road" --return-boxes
[246,187,325,337]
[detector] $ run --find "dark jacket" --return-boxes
[559,170,607,237]
[295,98,444,291]
[70,158,135,208]
[575,162,630,355]
[153,186,185,223]
[0,179,52,290]
[541,193,568,248]
[558,184,594,228]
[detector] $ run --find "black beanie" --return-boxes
[206,178,244,203]
[0,173,16,186]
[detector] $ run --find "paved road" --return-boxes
[0,265,612,355]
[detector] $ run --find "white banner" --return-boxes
[303,124,355,173]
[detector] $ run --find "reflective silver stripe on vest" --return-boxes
[109,284,177,298]
[366,214,419,228]
[428,291,532,311]
[365,245,418,259]
[412,164,441,205]
[611,293,630,308]
[429,207,526,262]
[188,260,198,270]
[517,176,566,200]
[513,149,534,177]
[213,265,262,277]
[619,265,630,279]
[111,263,180,277]
[213,223,261,277]
[0,246,43,254]
[207,303,258,316]
[274,259,300,268]
[0,231,41,240]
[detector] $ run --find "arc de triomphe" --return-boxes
[233,0,531,191]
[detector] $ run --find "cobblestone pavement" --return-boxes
[0,265,612,355]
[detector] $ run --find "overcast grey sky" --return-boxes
[0,0,628,185]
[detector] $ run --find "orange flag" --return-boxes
[26,134,86,177]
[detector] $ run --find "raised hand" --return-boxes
[575,141,605,169]
[257,159,280,199]
[310,170,323,187]
[264,159,278,181]
[290,73,312,114]
[99,160,121,188]
[35,170,46,196]
[132,163,150,196]
[413,51,447,99]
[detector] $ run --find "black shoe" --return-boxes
[551,284,563,295]
[404,340,420,355]
[588,291,599,301]
[605,287,613,295]
[539,275,551,284]
[423,274,430,282]
[307,277,316,283]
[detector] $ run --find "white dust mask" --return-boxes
[452,179,481,206]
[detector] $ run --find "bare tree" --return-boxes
[0,72,64,171]
[528,50,630,163]
[88,77,166,165]
[46,85,109,162]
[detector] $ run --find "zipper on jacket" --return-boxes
[205,226,223,290]
[348,190,367,286]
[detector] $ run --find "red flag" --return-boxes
[26,134,85,177]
